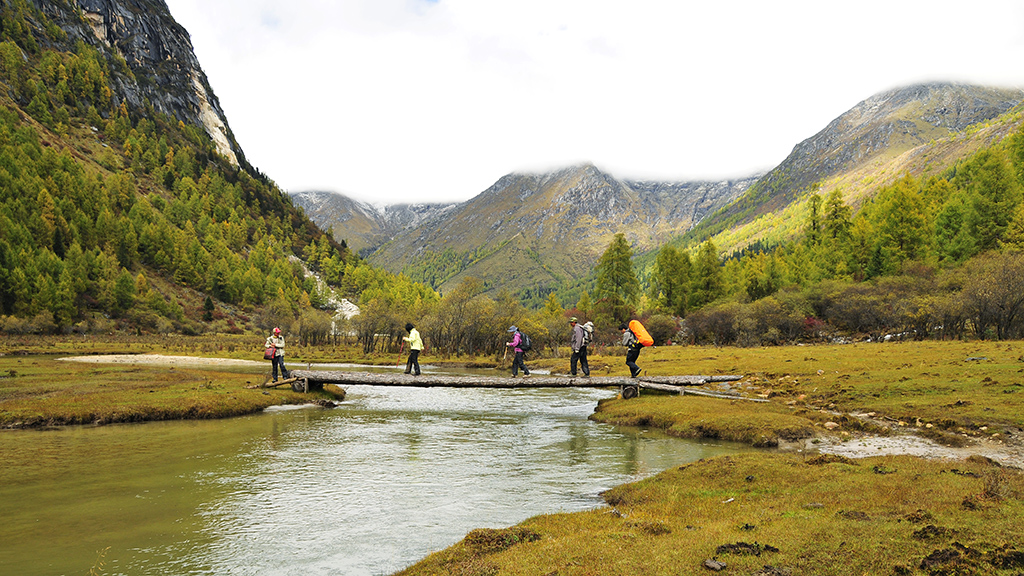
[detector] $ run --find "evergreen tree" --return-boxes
[822,189,852,242]
[967,149,1022,252]
[805,193,822,245]
[874,175,928,266]
[594,233,640,322]
[690,240,723,309]
[651,245,691,317]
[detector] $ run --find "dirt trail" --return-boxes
[58,354,262,367]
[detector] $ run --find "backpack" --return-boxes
[629,319,654,347]
[582,322,594,345]
[518,330,532,352]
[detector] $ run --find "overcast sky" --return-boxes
[163,0,1024,205]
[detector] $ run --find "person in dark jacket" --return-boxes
[619,322,642,378]
[505,325,531,377]
[569,317,590,377]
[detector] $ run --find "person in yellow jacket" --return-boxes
[403,322,423,375]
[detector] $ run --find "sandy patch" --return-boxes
[810,434,1024,468]
[58,354,263,367]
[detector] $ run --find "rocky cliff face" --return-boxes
[36,0,242,165]
[289,191,457,255]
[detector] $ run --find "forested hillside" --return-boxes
[642,115,1024,344]
[0,0,371,335]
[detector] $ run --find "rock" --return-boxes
[824,421,840,430]
[703,559,727,571]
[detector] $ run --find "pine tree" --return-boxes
[651,245,691,317]
[594,233,640,322]
[967,149,1023,252]
[690,240,723,309]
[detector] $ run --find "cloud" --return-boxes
[165,0,1024,204]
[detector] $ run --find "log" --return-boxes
[638,381,768,402]
[261,377,300,388]
[292,371,744,390]
[292,370,638,389]
[636,375,742,385]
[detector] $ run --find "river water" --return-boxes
[0,365,747,576]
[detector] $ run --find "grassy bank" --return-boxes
[587,339,1024,447]
[397,452,1024,576]
[0,354,328,427]
[0,334,351,428]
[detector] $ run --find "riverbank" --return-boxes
[396,451,1024,576]
[394,339,1024,575]
[0,350,340,428]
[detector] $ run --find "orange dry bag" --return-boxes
[629,320,654,347]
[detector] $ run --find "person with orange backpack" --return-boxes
[619,319,653,378]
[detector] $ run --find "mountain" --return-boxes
[48,0,246,167]
[0,0,349,333]
[289,191,457,256]
[362,164,760,297]
[687,82,1024,249]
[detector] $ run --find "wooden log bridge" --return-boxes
[285,370,763,402]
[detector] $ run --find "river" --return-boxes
[0,364,747,576]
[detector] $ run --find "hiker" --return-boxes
[264,327,290,382]
[403,322,422,375]
[619,322,642,378]
[569,317,590,377]
[506,325,531,377]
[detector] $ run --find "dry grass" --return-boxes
[586,340,1024,443]
[0,348,322,428]
[397,453,1024,576]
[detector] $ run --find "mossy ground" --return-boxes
[397,453,1024,576]
[0,334,346,428]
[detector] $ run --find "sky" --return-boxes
[162,0,1024,205]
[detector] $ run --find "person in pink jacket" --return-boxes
[505,325,531,378]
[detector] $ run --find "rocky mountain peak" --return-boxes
[41,0,242,165]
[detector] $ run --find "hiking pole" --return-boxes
[398,341,405,368]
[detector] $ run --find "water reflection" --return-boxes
[0,382,746,576]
